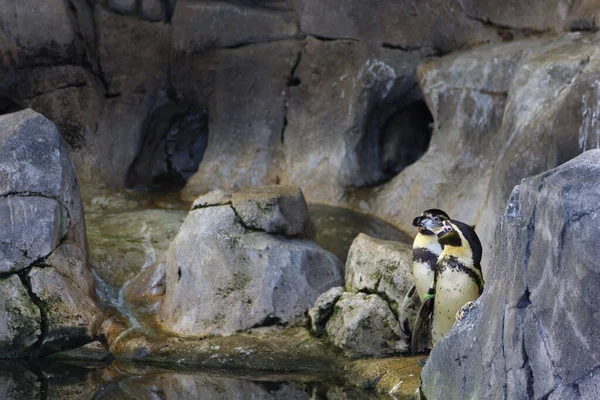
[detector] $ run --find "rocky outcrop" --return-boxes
[421,150,600,400]
[374,32,600,269]
[0,110,101,357]
[308,234,414,357]
[158,186,343,337]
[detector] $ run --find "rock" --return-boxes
[420,150,600,399]
[122,256,167,308]
[172,0,297,50]
[308,286,343,337]
[28,267,103,356]
[374,33,600,270]
[344,233,413,314]
[159,188,343,337]
[182,40,300,198]
[49,340,113,361]
[231,185,314,238]
[0,275,41,357]
[191,189,232,209]
[0,110,87,255]
[45,243,95,298]
[0,196,64,274]
[325,292,405,358]
[109,0,136,13]
[281,37,433,203]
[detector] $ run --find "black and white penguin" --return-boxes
[411,209,450,301]
[399,209,450,339]
[418,219,484,349]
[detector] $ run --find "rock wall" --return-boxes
[420,150,600,400]
[2,0,593,196]
[374,32,600,267]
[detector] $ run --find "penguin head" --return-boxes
[412,209,450,235]
[434,220,462,247]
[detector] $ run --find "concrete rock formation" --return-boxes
[0,110,101,357]
[158,187,343,337]
[421,150,600,400]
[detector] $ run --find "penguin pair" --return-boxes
[407,210,484,354]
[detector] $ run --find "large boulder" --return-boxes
[421,150,600,399]
[159,187,343,337]
[0,110,100,357]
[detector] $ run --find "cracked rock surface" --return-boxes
[0,110,101,358]
[421,150,600,400]
[159,187,343,337]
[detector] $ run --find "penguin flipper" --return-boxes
[411,289,435,355]
[399,285,421,339]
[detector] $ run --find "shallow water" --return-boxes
[0,360,382,400]
[308,204,411,263]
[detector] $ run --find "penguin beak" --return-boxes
[412,216,423,227]
[421,218,445,233]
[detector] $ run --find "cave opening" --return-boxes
[126,100,209,192]
[379,100,433,180]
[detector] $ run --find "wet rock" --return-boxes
[49,340,113,362]
[325,292,405,358]
[344,233,413,315]
[159,187,343,337]
[421,150,600,399]
[308,286,344,337]
[231,185,314,238]
[28,267,103,355]
[0,361,40,399]
[0,275,41,357]
[122,256,167,308]
[45,243,95,298]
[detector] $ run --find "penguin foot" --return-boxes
[456,301,477,322]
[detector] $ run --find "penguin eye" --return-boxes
[433,216,440,222]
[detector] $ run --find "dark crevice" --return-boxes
[250,315,283,329]
[229,205,264,233]
[310,34,359,43]
[381,42,433,52]
[281,50,302,145]
[357,286,399,320]
[191,201,232,211]
[24,82,89,100]
[2,192,72,228]
[17,269,48,360]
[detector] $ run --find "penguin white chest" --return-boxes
[431,269,480,345]
[412,261,434,301]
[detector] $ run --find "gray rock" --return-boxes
[0,275,41,357]
[344,233,413,314]
[45,243,95,298]
[421,150,600,399]
[172,0,297,50]
[140,0,164,20]
[159,193,343,337]
[231,185,313,238]
[308,286,343,337]
[28,267,103,355]
[191,189,232,209]
[325,292,406,358]
[0,196,64,274]
[109,0,136,13]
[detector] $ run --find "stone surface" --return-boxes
[344,233,413,315]
[159,190,343,337]
[28,267,103,356]
[231,185,313,237]
[325,292,406,358]
[0,196,64,274]
[373,32,600,271]
[0,275,41,357]
[308,286,343,337]
[49,340,113,361]
[421,150,600,399]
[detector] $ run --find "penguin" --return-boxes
[411,209,450,301]
[399,209,450,340]
[412,219,483,352]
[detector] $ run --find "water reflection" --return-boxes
[0,360,380,400]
